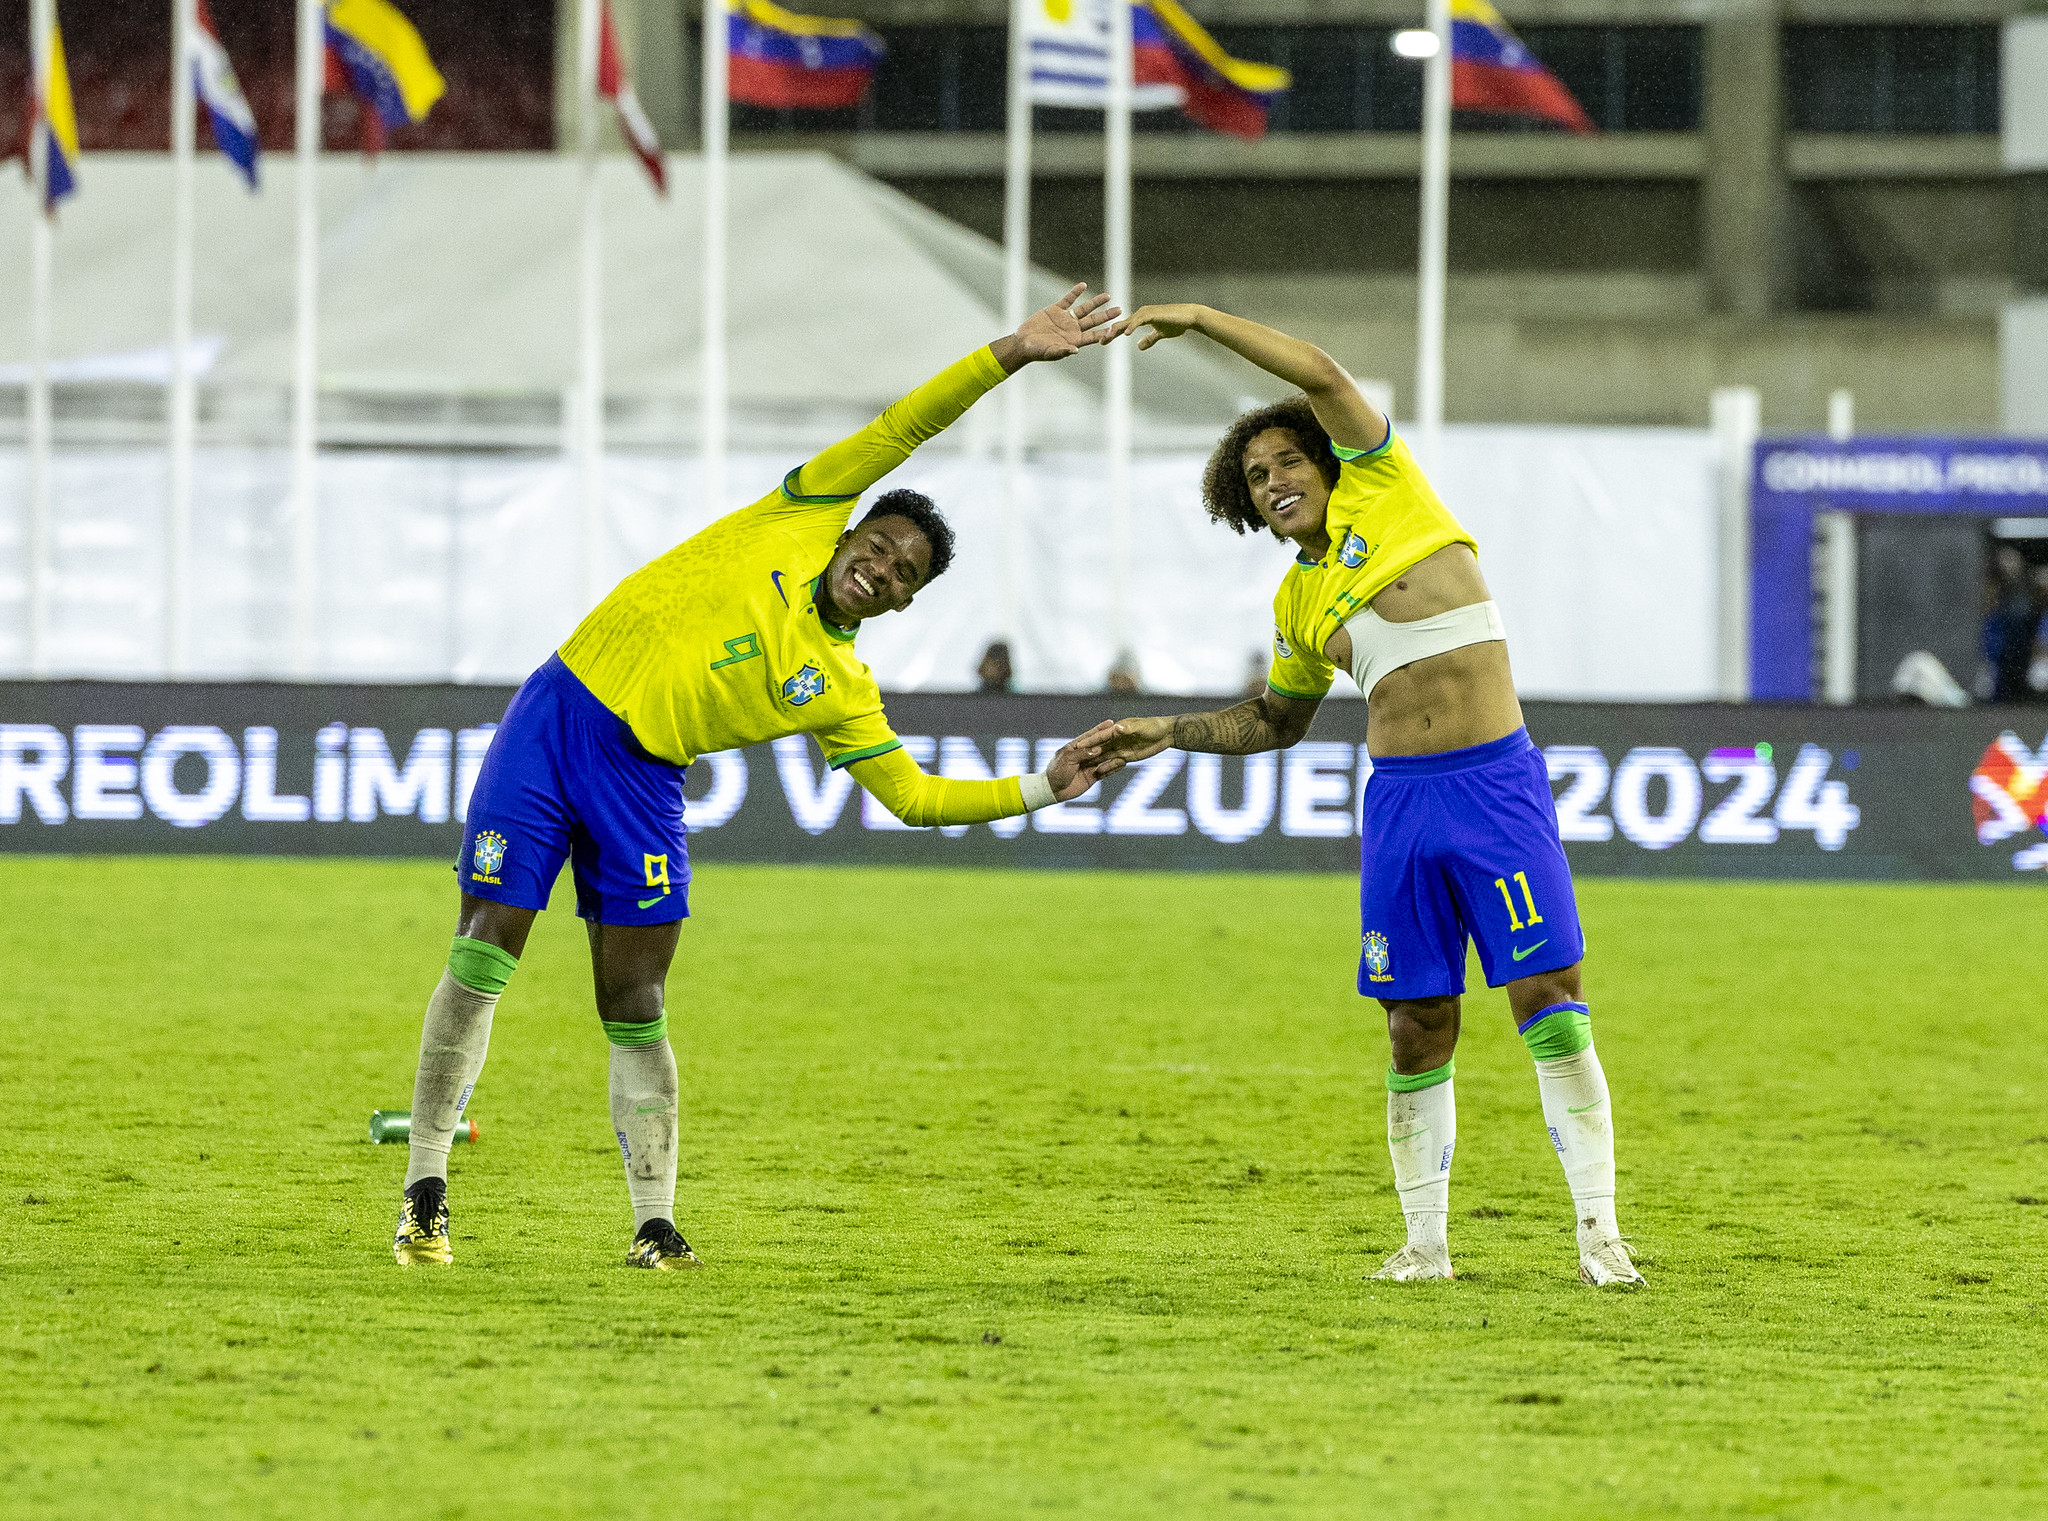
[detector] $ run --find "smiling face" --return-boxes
[1241,427,1334,546]
[822,514,933,622]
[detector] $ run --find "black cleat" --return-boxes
[394,1177,452,1266]
[626,1218,702,1270]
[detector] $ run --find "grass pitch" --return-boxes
[1,858,2044,1518]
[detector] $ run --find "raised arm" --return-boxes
[1113,304,1387,455]
[1100,690,1322,764]
[788,284,1121,502]
[847,722,1124,827]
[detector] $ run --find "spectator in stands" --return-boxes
[1983,546,2036,703]
[976,640,1013,693]
[1105,652,1142,695]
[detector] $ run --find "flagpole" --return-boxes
[576,0,605,609]
[1415,0,1451,462]
[27,0,54,678]
[1000,0,1031,648]
[1105,0,1134,676]
[290,0,320,676]
[168,0,197,677]
[701,0,729,519]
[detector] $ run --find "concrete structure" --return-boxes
[572,0,2025,430]
[2003,0,2048,432]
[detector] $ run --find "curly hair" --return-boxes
[859,488,956,583]
[1200,396,1340,539]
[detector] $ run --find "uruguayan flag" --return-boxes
[1024,0,1181,110]
[192,3,260,188]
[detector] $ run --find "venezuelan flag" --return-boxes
[728,0,886,112]
[324,0,446,131]
[1450,0,1592,133]
[38,10,81,210]
[1134,0,1289,141]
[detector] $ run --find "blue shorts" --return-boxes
[1357,727,1583,1001]
[458,655,691,926]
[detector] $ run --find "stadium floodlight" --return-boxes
[1392,29,1440,59]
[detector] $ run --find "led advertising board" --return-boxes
[1,684,2043,880]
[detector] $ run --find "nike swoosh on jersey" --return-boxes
[769,569,791,606]
[1511,939,1549,961]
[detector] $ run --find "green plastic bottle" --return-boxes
[368,1111,479,1145]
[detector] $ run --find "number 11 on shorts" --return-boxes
[1495,871,1543,931]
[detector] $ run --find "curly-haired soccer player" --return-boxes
[1097,304,1640,1288]
[392,287,1127,1270]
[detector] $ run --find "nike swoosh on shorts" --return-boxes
[1511,939,1549,962]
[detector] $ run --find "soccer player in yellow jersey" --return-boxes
[391,286,1128,1270]
[1098,304,1641,1288]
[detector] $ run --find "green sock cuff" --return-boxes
[603,1013,669,1047]
[1520,1002,1593,1061]
[1386,1059,1454,1093]
[447,936,519,996]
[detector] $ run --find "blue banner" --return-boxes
[1750,437,2048,701]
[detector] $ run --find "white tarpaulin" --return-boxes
[0,425,1719,698]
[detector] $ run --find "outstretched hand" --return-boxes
[1045,719,1129,802]
[1097,716,1175,764]
[1000,284,1122,368]
[1110,303,1203,351]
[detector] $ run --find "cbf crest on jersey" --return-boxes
[782,662,827,706]
[1339,531,1371,569]
[472,830,508,878]
[1362,930,1392,982]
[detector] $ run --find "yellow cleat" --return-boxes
[626,1219,702,1270]
[393,1178,453,1266]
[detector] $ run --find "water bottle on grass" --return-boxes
[369,1111,479,1145]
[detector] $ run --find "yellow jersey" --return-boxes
[557,345,1031,825]
[1264,430,1478,701]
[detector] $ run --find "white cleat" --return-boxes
[1578,1232,1644,1288]
[1371,1242,1454,1281]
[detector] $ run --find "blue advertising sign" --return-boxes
[1750,437,2048,701]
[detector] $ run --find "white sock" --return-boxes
[1386,1075,1456,1250]
[404,971,497,1189]
[1534,1044,1621,1240]
[610,1036,679,1229]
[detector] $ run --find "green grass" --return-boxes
[1,859,2045,1518]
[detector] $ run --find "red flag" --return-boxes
[600,0,665,194]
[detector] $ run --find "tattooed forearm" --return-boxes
[1170,699,1284,756]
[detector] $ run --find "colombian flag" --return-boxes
[37,10,81,211]
[728,0,886,111]
[1450,0,1592,134]
[324,0,446,150]
[1134,0,1290,141]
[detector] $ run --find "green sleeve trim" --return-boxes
[828,739,902,770]
[603,1013,669,1047]
[779,465,861,505]
[1521,1007,1593,1061]
[447,936,518,997]
[1386,1059,1454,1093]
[1266,678,1330,702]
[1331,424,1396,463]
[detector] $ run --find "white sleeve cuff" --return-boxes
[1019,772,1058,812]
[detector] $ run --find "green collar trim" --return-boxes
[809,575,859,642]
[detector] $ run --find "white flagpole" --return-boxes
[290,0,320,676]
[576,0,605,609]
[999,0,1032,646]
[168,0,197,677]
[1414,0,1451,462]
[1105,0,1134,675]
[27,0,54,678]
[701,0,729,518]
